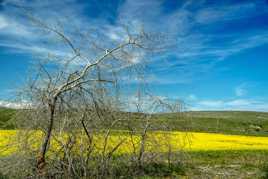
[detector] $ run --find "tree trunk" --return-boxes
[37,98,57,172]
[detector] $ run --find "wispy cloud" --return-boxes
[235,84,247,97]
[0,0,267,86]
[190,98,268,112]
[195,3,259,24]
[188,94,197,101]
[115,0,268,84]
[0,15,8,29]
[0,100,30,109]
[1,0,268,112]
[0,15,33,37]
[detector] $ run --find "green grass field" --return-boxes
[153,111,268,136]
[0,108,16,129]
[112,111,268,136]
[1,108,268,178]
[2,108,268,135]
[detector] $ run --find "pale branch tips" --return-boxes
[23,14,157,171]
[2,8,186,178]
[31,16,149,100]
[53,41,139,99]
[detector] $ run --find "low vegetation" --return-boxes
[2,109,268,136]
[0,108,16,129]
[1,110,268,178]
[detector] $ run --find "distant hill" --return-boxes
[151,111,268,136]
[0,107,16,129]
[1,108,268,136]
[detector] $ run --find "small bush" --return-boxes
[142,162,186,177]
[261,163,268,179]
[0,173,8,179]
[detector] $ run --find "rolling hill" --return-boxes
[1,108,268,136]
[0,107,16,129]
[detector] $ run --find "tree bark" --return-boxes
[37,98,57,171]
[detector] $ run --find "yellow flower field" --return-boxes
[1,130,268,156]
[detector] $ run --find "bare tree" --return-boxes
[11,13,161,175]
[0,8,188,178]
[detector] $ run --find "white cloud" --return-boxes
[0,100,30,109]
[116,0,268,85]
[196,3,257,24]
[0,0,267,86]
[235,85,247,97]
[0,15,33,37]
[188,94,197,101]
[190,98,268,112]
[109,32,120,41]
[0,16,8,29]
[226,99,251,106]
[1,1,267,64]
[198,100,224,107]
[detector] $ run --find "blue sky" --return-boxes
[0,0,268,111]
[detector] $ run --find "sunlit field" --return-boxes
[1,130,268,156]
